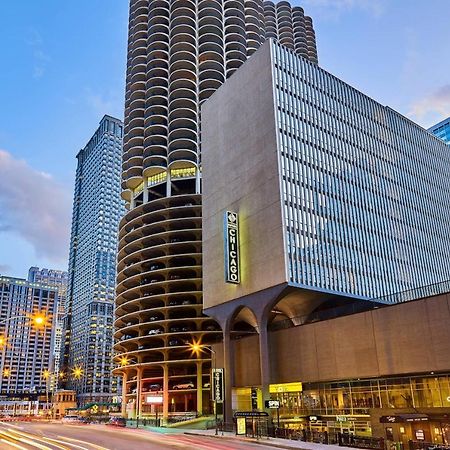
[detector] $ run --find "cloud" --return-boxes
[0,150,71,264]
[25,29,50,79]
[302,0,385,18]
[0,264,11,274]
[84,88,124,119]
[409,85,450,121]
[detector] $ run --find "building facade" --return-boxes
[28,267,68,389]
[114,0,319,420]
[429,116,450,145]
[215,288,450,445]
[0,276,58,395]
[201,40,450,423]
[62,115,125,404]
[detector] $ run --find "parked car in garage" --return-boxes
[173,381,194,390]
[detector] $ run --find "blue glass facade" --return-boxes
[429,117,450,145]
[272,41,450,299]
[63,115,125,403]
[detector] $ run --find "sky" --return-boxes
[0,0,449,279]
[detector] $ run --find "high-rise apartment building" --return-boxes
[115,0,318,420]
[28,267,68,389]
[62,115,125,404]
[429,116,450,145]
[0,276,57,395]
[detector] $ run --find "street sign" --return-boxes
[265,400,280,409]
[212,368,224,403]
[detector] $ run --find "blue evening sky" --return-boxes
[0,0,449,278]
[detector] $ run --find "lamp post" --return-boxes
[188,342,218,435]
[0,313,48,328]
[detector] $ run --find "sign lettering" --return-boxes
[224,211,240,284]
[212,368,224,403]
[265,400,280,409]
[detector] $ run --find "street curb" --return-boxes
[183,432,309,450]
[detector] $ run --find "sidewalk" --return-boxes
[184,428,355,450]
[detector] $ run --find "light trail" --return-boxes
[0,437,30,450]
[0,429,52,450]
[56,436,110,450]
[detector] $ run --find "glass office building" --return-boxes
[429,116,450,145]
[62,115,125,404]
[272,41,450,299]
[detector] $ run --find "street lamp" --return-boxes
[0,312,48,328]
[72,366,84,380]
[187,340,218,435]
[42,369,51,418]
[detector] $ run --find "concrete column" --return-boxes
[162,365,169,423]
[259,324,271,409]
[223,328,234,426]
[143,177,149,203]
[196,169,201,194]
[196,361,203,415]
[130,195,135,210]
[136,367,143,419]
[166,171,171,197]
[121,372,128,417]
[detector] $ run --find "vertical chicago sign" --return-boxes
[224,211,240,284]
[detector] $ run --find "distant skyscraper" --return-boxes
[28,267,68,389]
[62,115,125,404]
[0,276,57,395]
[429,116,450,145]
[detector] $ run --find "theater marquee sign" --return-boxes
[224,211,240,284]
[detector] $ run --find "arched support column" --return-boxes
[256,312,271,412]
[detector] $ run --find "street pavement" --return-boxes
[0,421,300,450]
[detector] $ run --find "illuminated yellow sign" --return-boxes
[236,417,246,435]
[224,211,240,284]
[269,382,302,393]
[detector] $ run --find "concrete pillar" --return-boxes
[196,169,201,194]
[259,324,271,405]
[162,365,169,423]
[136,367,143,419]
[196,361,203,415]
[121,372,128,417]
[223,328,234,426]
[143,178,149,203]
[166,171,171,197]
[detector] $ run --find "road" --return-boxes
[0,422,282,450]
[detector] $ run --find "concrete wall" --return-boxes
[227,293,450,387]
[202,41,287,310]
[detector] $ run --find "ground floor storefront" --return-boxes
[232,374,450,445]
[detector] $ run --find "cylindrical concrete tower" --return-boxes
[115,0,318,421]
